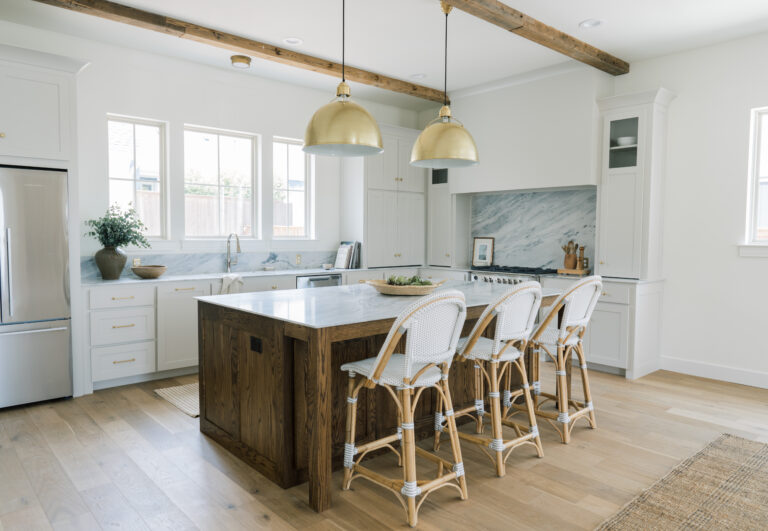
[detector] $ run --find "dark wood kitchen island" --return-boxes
[197,281,558,512]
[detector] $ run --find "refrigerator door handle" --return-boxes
[0,326,68,337]
[5,227,12,318]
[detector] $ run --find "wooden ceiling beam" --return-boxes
[30,0,447,103]
[445,0,630,76]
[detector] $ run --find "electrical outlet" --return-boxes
[132,258,141,267]
[296,254,302,265]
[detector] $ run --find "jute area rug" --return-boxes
[154,382,199,418]
[597,434,767,530]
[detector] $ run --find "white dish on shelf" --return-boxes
[610,144,637,150]
[616,136,637,146]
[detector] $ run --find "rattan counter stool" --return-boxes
[435,282,544,477]
[515,275,602,444]
[340,289,468,528]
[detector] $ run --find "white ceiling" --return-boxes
[3,0,768,110]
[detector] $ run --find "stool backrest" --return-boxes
[540,276,602,342]
[459,282,542,356]
[370,289,467,383]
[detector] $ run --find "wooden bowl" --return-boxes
[366,279,444,296]
[131,265,167,279]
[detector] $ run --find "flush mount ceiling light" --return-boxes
[578,18,603,29]
[283,37,304,46]
[411,1,478,169]
[230,54,251,68]
[303,0,383,157]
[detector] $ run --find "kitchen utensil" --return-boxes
[131,265,167,279]
[616,136,636,146]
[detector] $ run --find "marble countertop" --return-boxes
[197,281,560,329]
[81,268,348,286]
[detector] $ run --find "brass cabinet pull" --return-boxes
[111,295,135,300]
[358,280,365,283]
[112,323,135,329]
[113,358,136,364]
[0,133,5,138]
[175,287,196,291]
[271,286,278,290]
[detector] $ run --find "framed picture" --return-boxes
[472,237,494,267]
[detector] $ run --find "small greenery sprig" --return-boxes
[85,204,150,249]
[387,275,432,286]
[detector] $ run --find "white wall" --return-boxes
[423,65,613,194]
[614,32,768,385]
[0,20,420,255]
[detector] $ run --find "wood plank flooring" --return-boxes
[0,367,765,530]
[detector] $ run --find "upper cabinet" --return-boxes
[0,64,71,161]
[596,89,675,280]
[340,125,427,268]
[427,177,471,268]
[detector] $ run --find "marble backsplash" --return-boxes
[471,188,597,269]
[81,250,338,282]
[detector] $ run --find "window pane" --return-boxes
[273,142,287,190]
[220,135,252,187]
[760,114,768,178]
[185,131,218,185]
[185,183,219,236]
[288,191,306,235]
[135,180,161,237]
[109,179,134,210]
[108,121,134,180]
[222,186,252,237]
[288,144,305,190]
[757,182,768,240]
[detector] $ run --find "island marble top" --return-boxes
[197,281,561,329]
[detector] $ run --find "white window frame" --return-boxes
[182,125,261,241]
[106,114,169,240]
[272,136,315,240]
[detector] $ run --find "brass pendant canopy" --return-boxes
[303,0,382,157]
[304,82,383,157]
[411,2,478,169]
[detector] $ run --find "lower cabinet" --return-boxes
[540,276,663,379]
[344,269,385,285]
[157,281,212,371]
[241,275,295,292]
[418,267,468,282]
[92,341,156,381]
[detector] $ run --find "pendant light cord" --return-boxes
[342,0,346,82]
[443,10,448,106]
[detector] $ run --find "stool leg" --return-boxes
[400,387,418,528]
[488,360,505,477]
[516,357,543,458]
[474,362,485,434]
[433,386,443,451]
[576,342,597,429]
[441,372,468,500]
[556,344,571,444]
[343,374,358,489]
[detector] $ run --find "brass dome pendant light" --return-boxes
[303,0,383,156]
[411,1,478,169]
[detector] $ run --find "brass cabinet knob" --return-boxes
[0,133,5,138]
[271,285,278,290]
[599,260,605,265]
[602,291,608,296]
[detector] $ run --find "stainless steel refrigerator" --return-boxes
[0,165,71,409]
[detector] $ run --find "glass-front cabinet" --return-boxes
[608,117,639,169]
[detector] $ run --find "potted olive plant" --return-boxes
[85,204,150,280]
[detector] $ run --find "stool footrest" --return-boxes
[355,432,402,455]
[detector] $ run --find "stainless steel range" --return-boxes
[470,266,558,285]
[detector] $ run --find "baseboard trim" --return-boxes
[93,367,199,391]
[660,356,768,389]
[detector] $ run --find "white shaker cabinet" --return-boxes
[596,89,674,280]
[0,64,71,160]
[241,274,296,292]
[341,124,427,268]
[427,180,471,268]
[157,281,212,371]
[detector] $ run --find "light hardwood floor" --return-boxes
[0,366,766,530]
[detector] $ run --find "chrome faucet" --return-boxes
[226,233,241,273]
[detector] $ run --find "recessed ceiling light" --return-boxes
[283,37,304,46]
[578,18,603,29]
[230,55,251,69]
[410,73,427,80]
